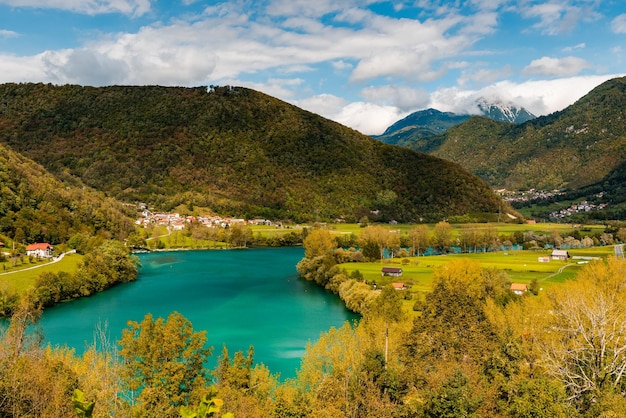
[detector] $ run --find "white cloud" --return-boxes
[522,56,591,77]
[0,0,152,16]
[429,75,625,117]
[347,14,473,82]
[359,85,430,111]
[0,29,18,38]
[233,77,306,100]
[296,94,406,135]
[612,14,626,34]
[334,101,406,135]
[0,53,48,83]
[296,93,348,118]
[519,1,601,35]
[0,3,494,88]
[562,42,585,52]
[457,65,513,86]
[331,60,353,71]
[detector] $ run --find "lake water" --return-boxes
[38,247,358,379]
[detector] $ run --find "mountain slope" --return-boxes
[376,102,535,150]
[415,76,626,191]
[0,143,135,244]
[374,109,470,150]
[0,83,513,223]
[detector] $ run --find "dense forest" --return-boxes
[0,143,135,246]
[0,83,514,223]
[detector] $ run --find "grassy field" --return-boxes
[0,253,84,293]
[1,221,612,300]
[326,222,607,238]
[338,245,616,297]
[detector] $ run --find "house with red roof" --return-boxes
[510,283,528,296]
[26,243,53,258]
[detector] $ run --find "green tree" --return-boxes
[118,311,212,417]
[75,240,139,295]
[404,260,505,366]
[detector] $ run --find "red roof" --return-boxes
[26,243,52,251]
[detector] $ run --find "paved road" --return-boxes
[0,250,76,276]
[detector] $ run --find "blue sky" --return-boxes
[0,0,625,134]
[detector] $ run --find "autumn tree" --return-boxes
[536,258,626,412]
[359,225,398,262]
[431,221,453,254]
[302,229,336,258]
[404,259,510,366]
[118,311,212,417]
[366,284,407,367]
[75,240,139,295]
[0,299,78,417]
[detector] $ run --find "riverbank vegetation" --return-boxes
[0,240,139,316]
[2,254,626,416]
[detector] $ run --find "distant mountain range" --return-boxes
[376,77,626,218]
[375,99,536,148]
[0,83,515,224]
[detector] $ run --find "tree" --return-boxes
[75,240,139,294]
[118,311,212,417]
[228,224,253,248]
[302,229,336,259]
[431,221,452,254]
[366,284,407,367]
[408,224,430,256]
[359,225,396,262]
[536,258,626,409]
[404,260,505,365]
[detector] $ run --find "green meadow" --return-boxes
[338,245,616,298]
[0,253,84,293]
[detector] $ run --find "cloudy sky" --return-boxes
[0,0,625,134]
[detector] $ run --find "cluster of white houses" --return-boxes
[549,200,609,219]
[135,210,276,230]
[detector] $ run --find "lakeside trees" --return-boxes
[0,240,139,315]
[119,312,211,417]
[1,256,626,416]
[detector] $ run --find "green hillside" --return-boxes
[417,77,626,191]
[0,143,135,245]
[0,83,514,223]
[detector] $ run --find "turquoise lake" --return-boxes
[39,247,359,379]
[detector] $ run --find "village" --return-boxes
[134,207,279,231]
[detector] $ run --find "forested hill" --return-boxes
[0,83,513,223]
[419,76,626,191]
[0,143,135,245]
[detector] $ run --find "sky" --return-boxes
[0,1,625,135]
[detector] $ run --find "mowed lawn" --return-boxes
[0,253,84,293]
[338,245,617,297]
